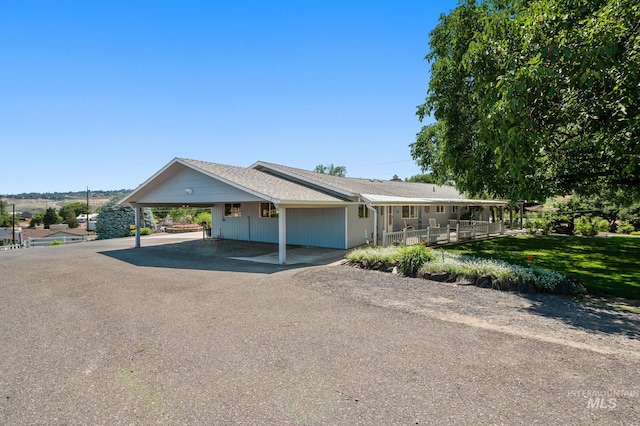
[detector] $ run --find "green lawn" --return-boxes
[443,235,640,301]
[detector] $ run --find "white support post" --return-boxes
[446,225,451,243]
[278,207,287,265]
[134,205,141,248]
[382,230,387,247]
[366,205,378,247]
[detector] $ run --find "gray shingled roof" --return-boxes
[122,158,506,207]
[179,158,346,203]
[251,161,466,200]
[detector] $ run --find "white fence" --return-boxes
[0,239,33,251]
[382,226,451,247]
[1,234,89,251]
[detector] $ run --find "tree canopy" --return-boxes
[314,164,347,177]
[411,0,640,203]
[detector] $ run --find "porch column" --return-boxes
[366,205,378,246]
[134,204,141,248]
[509,205,514,230]
[278,207,287,265]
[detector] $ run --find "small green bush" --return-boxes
[398,245,437,275]
[574,216,609,236]
[128,227,153,236]
[525,217,552,235]
[616,221,635,234]
[631,231,640,236]
[193,212,212,228]
[49,240,64,246]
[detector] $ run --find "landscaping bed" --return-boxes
[165,225,203,233]
[346,244,586,297]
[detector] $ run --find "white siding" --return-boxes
[346,204,374,248]
[138,167,263,204]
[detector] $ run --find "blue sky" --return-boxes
[1,1,458,194]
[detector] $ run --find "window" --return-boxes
[402,205,418,219]
[452,206,458,214]
[224,203,242,217]
[436,205,446,214]
[260,202,278,218]
[358,205,369,218]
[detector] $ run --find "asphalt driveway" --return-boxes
[0,236,638,424]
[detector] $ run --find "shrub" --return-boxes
[631,231,640,236]
[96,198,155,239]
[129,227,154,236]
[49,240,64,246]
[525,216,552,235]
[398,245,437,275]
[346,246,401,266]
[616,220,635,234]
[194,212,212,228]
[574,216,608,236]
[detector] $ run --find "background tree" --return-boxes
[411,0,640,203]
[0,200,12,227]
[43,208,62,229]
[59,201,89,222]
[29,211,45,228]
[64,212,80,229]
[405,173,436,183]
[96,198,155,239]
[313,164,347,177]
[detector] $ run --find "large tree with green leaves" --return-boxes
[411,0,640,203]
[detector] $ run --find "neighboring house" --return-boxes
[0,227,20,245]
[120,158,510,264]
[20,227,89,247]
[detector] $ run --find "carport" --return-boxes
[119,158,349,265]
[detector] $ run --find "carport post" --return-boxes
[134,205,141,248]
[278,207,286,265]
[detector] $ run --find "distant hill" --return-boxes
[7,190,132,201]
[3,190,133,213]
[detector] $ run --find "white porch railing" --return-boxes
[455,221,504,241]
[449,219,496,227]
[382,226,451,247]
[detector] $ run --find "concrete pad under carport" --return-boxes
[231,246,347,265]
[129,233,347,266]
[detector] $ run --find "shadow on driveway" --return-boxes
[520,293,640,340]
[98,239,344,274]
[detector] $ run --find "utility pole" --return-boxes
[12,203,16,244]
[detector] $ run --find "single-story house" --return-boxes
[120,158,512,264]
[19,227,89,247]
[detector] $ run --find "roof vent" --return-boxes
[391,175,402,181]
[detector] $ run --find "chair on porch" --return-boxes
[403,220,414,230]
[429,218,440,228]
